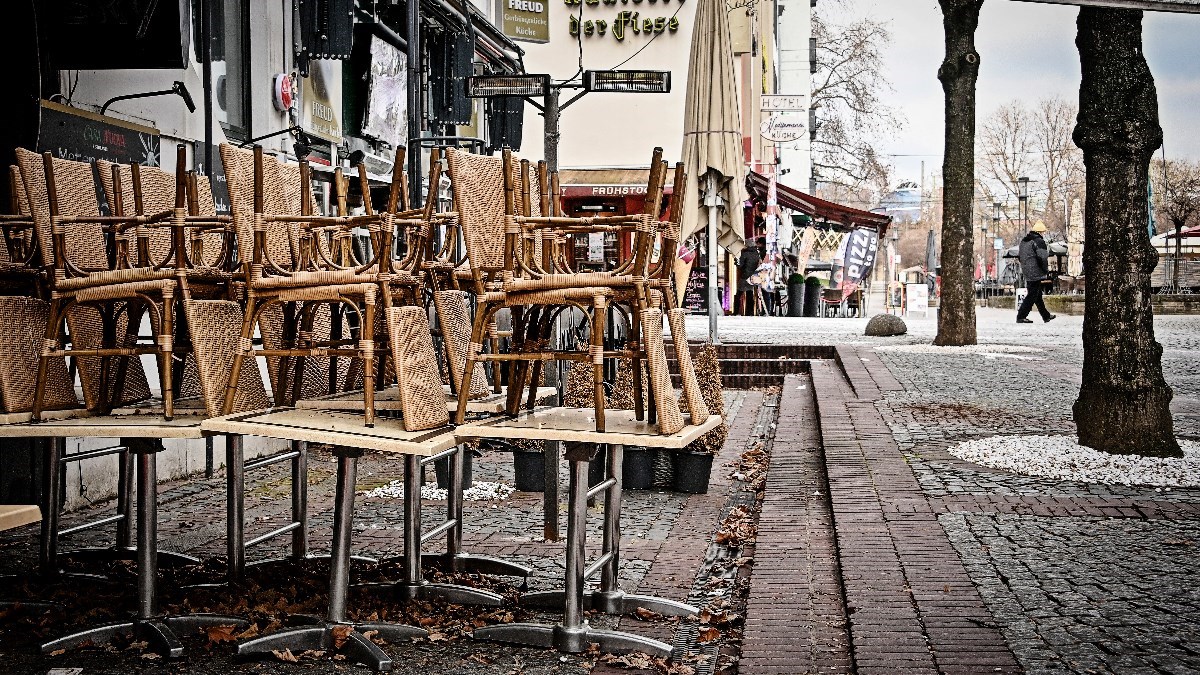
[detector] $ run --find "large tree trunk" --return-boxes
[933,0,983,346]
[1072,8,1179,458]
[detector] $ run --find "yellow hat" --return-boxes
[1031,221,1047,233]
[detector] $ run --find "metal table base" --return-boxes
[236,447,426,671]
[370,445,530,606]
[39,437,198,576]
[474,443,696,657]
[224,437,311,582]
[41,438,247,657]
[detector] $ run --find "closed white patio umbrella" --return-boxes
[679,0,745,341]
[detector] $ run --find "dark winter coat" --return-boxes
[736,246,762,292]
[1019,232,1050,282]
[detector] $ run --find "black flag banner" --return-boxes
[843,228,880,287]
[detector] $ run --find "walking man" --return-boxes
[1017,221,1056,324]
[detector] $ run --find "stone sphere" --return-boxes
[865,313,908,337]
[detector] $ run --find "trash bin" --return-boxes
[803,277,822,317]
[787,274,805,317]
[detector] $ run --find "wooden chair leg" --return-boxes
[160,289,175,421]
[223,296,257,414]
[628,305,646,422]
[455,305,491,425]
[289,302,317,406]
[591,296,607,432]
[361,293,377,428]
[32,299,66,421]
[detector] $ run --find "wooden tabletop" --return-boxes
[454,408,723,449]
[0,414,209,439]
[0,504,40,531]
[293,385,558,415]
[201,407,458,456]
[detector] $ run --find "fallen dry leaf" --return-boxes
[271,648,299,663]
[205,624,240,644]
[698,626,721,643]
[331,624,354,649]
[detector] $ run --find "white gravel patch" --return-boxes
[360,480,515,501]
[876,343,1044,356]
[948,435,1200,487]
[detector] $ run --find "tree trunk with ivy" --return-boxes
[933,0,983,347]
[1072,8,1179,458]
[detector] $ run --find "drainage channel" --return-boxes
[669,387,780,674]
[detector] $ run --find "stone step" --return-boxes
[661,343,827,390]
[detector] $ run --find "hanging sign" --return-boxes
[759,114,806,143]
[760,94,808,112]
[500,0,550,42]
[300,60,343,143]
[1011,0,1199,11]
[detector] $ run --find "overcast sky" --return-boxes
[825,0,1200,187]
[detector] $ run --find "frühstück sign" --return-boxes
[1011,0,1199,12]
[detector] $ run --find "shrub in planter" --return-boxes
[510,438,547,492]
[672,342,726,494]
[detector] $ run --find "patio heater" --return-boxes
[468,70,671,172]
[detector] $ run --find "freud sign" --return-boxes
[500,0,550,42]
[1010,0,1200,11]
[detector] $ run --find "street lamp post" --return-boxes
[993,201,1002,289]
[1017,177,1030,231]
[981,221,989,280]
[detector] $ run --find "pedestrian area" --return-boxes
[2,308,1197,674]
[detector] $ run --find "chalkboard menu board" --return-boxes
[682,247,709,314]
[39,100,161,166]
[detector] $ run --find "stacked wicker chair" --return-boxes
[446,146,672,432]
[218,143,384,424]
[14,148,194,419]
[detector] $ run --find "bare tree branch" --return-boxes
[811,10,904,196]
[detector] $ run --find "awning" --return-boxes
[559,167,675,199]
[746,171,892,235]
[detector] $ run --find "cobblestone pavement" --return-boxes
[688,308,1200,675]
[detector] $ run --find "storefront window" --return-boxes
[205,0,251,140]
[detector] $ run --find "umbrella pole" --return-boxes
[706,172,721,344]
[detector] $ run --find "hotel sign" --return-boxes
[500,0,550,42]
[761,94,808,112]
[1010,0,1199,11]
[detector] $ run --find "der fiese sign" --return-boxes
[563,0,684,42]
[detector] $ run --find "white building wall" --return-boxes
[775,0,812,191]
[517,0,701,167]
[60,0,298,166]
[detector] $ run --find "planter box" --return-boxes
[513,447,608,492]
[622,447,655,490]
[671,450,714,494]
[434,449,473,490]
